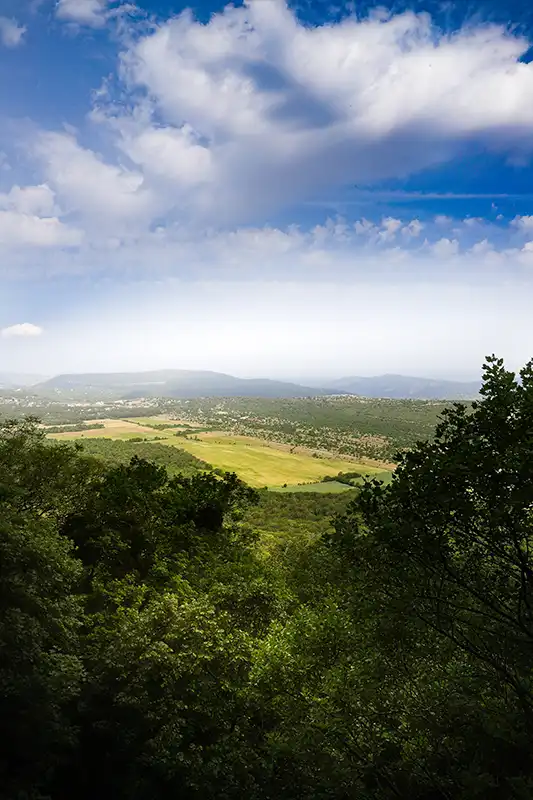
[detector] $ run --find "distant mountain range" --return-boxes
[34,370,341,399]
[1,369,481,401]
[314,374,481,400]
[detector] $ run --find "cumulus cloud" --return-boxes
[402,219,424,237]
[0,184,56,216]
[0,183,83,248]
[431,238,460,258]
[1,323,43,338]
[87,2,533,225]
[0,212,82,248]
[25,2,533,236]
[511,215,533,231]
[0,17,26,47]
[34,132,155,230]
[55,0,110,28]
[2,208,531,283]
[5,3,533,280]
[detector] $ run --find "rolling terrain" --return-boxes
[29,368,481,400]
[35,370,342,400]
[47,417,392,490]
[307,373,481,399]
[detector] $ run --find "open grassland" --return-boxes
[159,432,390,488]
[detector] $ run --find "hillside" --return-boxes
[35,370,341,399]
[31,368,481,400]
[316,373,481,400]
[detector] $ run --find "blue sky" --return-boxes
[1,0,533,379]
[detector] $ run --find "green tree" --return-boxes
[328,355,533,797]
[0,488,84,799]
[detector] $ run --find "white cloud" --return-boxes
[1,323,43,338]
[0,17,26,47]
[0,184,56,216]
[0,211,83,248]
[121,125,213,187]
[91,2,533,225]
[34,132,155,230]
[0,183,82,248]
[511,215,533,231]
[378,217,403,241]
[2,209,530,283]
[22,4,533,239]
[468,239,492,255]
[431,238,460,258]
[354,218,375,235]
[401,219,424,237]
[56,0,110,28]
[6,4,533,284]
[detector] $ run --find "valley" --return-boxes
[46,415,392,489]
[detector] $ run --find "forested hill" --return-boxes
[30,369,481,400]
[1,356,533,800]
[34,370,343,399]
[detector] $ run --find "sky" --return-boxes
[1,0,533,380]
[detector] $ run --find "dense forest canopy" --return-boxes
[1,356,532,799]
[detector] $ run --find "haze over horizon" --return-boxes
[1,0,533,378]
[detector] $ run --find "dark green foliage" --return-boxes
[325,355,533,797]
[44,423,105,433]
[71,437,211,477]
[0,419,89,799]
[0,513,83,800]
[170,394,453,459]
[322,469,362,484]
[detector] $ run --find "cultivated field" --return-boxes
[48,418,163,439]
[127,416,195,428]
[47,420,394,488]
[160,432,389,488]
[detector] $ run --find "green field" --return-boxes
[127,416,194,428]
[51,429,166,440]
[158,433,390,488]
[48,419,171,441]
[47,419,394,488]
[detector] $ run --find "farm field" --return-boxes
[48,418,164,440]
[127,416,195,428]
[48,423,393,488]
[159,432,390,488]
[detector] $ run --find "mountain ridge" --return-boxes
[30,369,482,400]
[35,369,341,399]
[314,373,480,399]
